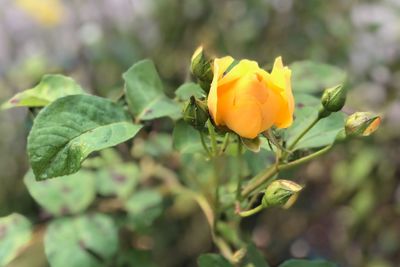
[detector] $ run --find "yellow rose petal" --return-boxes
[223,96,262,139]
[208,57,234,125]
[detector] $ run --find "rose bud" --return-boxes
[262,180,303,208]
[345,112,381,137]
[190,46,213,92]
[182,96,209,130]
[321,84,347,112]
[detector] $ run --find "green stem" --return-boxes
[288,116,320,151]
[280,144,332,171]
[241,145,333,198]
[213,236,234,261]
[219,133,231,155]
[246,191,261,210]
[238,204,264,217]
[204,122,237,261]
[200,131,211,157]
[207,120,218,156]
[241,165,278,199]
[212,158,220,229]
[206,120,221,231]
[172,186,233,261]
[235,136,243,201]
[167,127,234,260]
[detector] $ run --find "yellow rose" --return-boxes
[207,56,295,138]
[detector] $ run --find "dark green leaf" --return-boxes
[24,169,96,215]
[198,254,233,267]
[27,94,142,180]
[175,82,205,101]
[1,74,85,110]
[0,213,32,266]
[123,59,181,121]
[172,120,203,154]
[44,213,118,267]
[279,259,337,267]
[290,61,346,93]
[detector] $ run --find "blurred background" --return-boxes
[0,0,399,266]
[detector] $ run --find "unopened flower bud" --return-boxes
[262,180,303,208]
[345,112,381,137]
[182,96,209,130]
[321,84,347,112]
[190,46,213,92]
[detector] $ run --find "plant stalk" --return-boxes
[241,145,333,198]
[235,135,243,201]
[200,131,211,157]
[219,133,231,155]
[287,116,320,152]
[207,120,218,156]
[238,204,264,217]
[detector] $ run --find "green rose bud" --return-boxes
[262,180,303,208]
[182,96,209,130]
[321,84,347,112]
[345,112,381,137]
[190,46,213,92]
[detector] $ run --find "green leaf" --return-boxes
[27,94,142,180]
[24,169,96,216]
[244,244,270,267]
[286,93,345,150]
[124,190,163,230]
[123,59,181,121]
[290,61,346,93]
[172,120,203,154]
[95,163,139,199]
[1,74,85,110]
[279,259,337,267]
[197,254,233,267]
[0,213,32,266]
[175,82,205,101]
[44,213,118,267]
